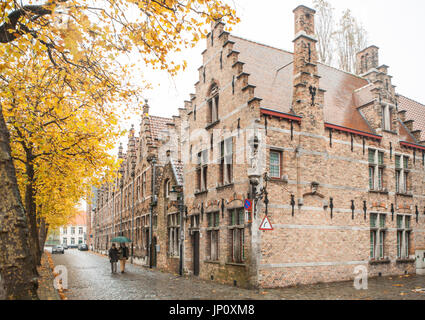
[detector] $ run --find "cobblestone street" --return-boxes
[50,249,425,300]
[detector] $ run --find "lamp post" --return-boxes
[147,155,157,269]
[170,185,184,276]
[112,190,115,237]
[119,166,124,237]
[248,135,270,218]
[130,152,136,264]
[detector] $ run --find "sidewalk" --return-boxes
[36,252,61,300]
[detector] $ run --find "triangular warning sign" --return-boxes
[259,216,273,231]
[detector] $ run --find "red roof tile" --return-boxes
[149,116,173,146]
[398,95,425,142]
[231,35,373,134]
[231,35,425,142]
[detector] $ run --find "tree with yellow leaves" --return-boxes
[0,0,238,300]
[3,49,124,269]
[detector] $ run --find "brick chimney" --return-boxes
[292,5,325,134]
[356,45,379,76]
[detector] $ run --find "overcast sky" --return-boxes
[82,0,425,210]
[120,0,425,142]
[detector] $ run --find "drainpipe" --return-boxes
[112,191,115,237]
[178,187,184,276]
[120,182,123,236]
[148,156,157,268]
[131,171,135,264]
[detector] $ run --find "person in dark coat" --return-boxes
[118,243,129,273]
[108,243,119,273]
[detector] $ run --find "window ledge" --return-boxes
[206,227,220,231]
[225,262,246,267]
[167,256,180,260]
[194,190,208,197]
[204,260,220,265]
[382,129,397,135]
[396,192,413,198]
[228,225,245,229]
[206,120,220,130]
[396,258,415,264]
[369,259,391,265]
[216,183,234,191]
[369,189,389,195]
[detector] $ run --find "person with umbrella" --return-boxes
[112,236,131,273]
[108,243,119,274]
[118,243,129,273]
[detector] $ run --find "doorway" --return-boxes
[192,231,200,276]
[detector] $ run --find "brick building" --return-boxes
[93,101,187,268]
[91,5,425,288]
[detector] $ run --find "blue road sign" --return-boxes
[244,199,252,211]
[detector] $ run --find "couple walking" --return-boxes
[108,243,129,274]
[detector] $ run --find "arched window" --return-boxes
[207,83,219,125]
[164,179,171,199]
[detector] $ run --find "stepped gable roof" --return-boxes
[148,115,173,146]
[398,120,416,144]
[398,95,425,142]
[171,159,184,186]
[230,35,376,134]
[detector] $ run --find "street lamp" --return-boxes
[147,155,157,269]
[170,185,185,276]
[248,135,270,218]
[130,149,136,264]
[119,166,124,237]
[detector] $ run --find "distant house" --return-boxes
[60,212,87,246]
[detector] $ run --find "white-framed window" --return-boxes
[167,212,180,257]
[270,150,282,179]
[368,149,385,191]
[381,104,393,131]
[62,227,67,235]
[71,238,75,245]
[136,176,140,200]
[196,150,208,192]
[79,227,83,235]
[142,172,147,198]
[396,215,411,259]
[395,155,410,194]
[207,85,219,124]
[71,227,75,235]
[219,138,233,186]
[165,179,171,199]
[229,208,245,264]
[190,214,200,229]
[370,213,387,260]
[206,212,220,261]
